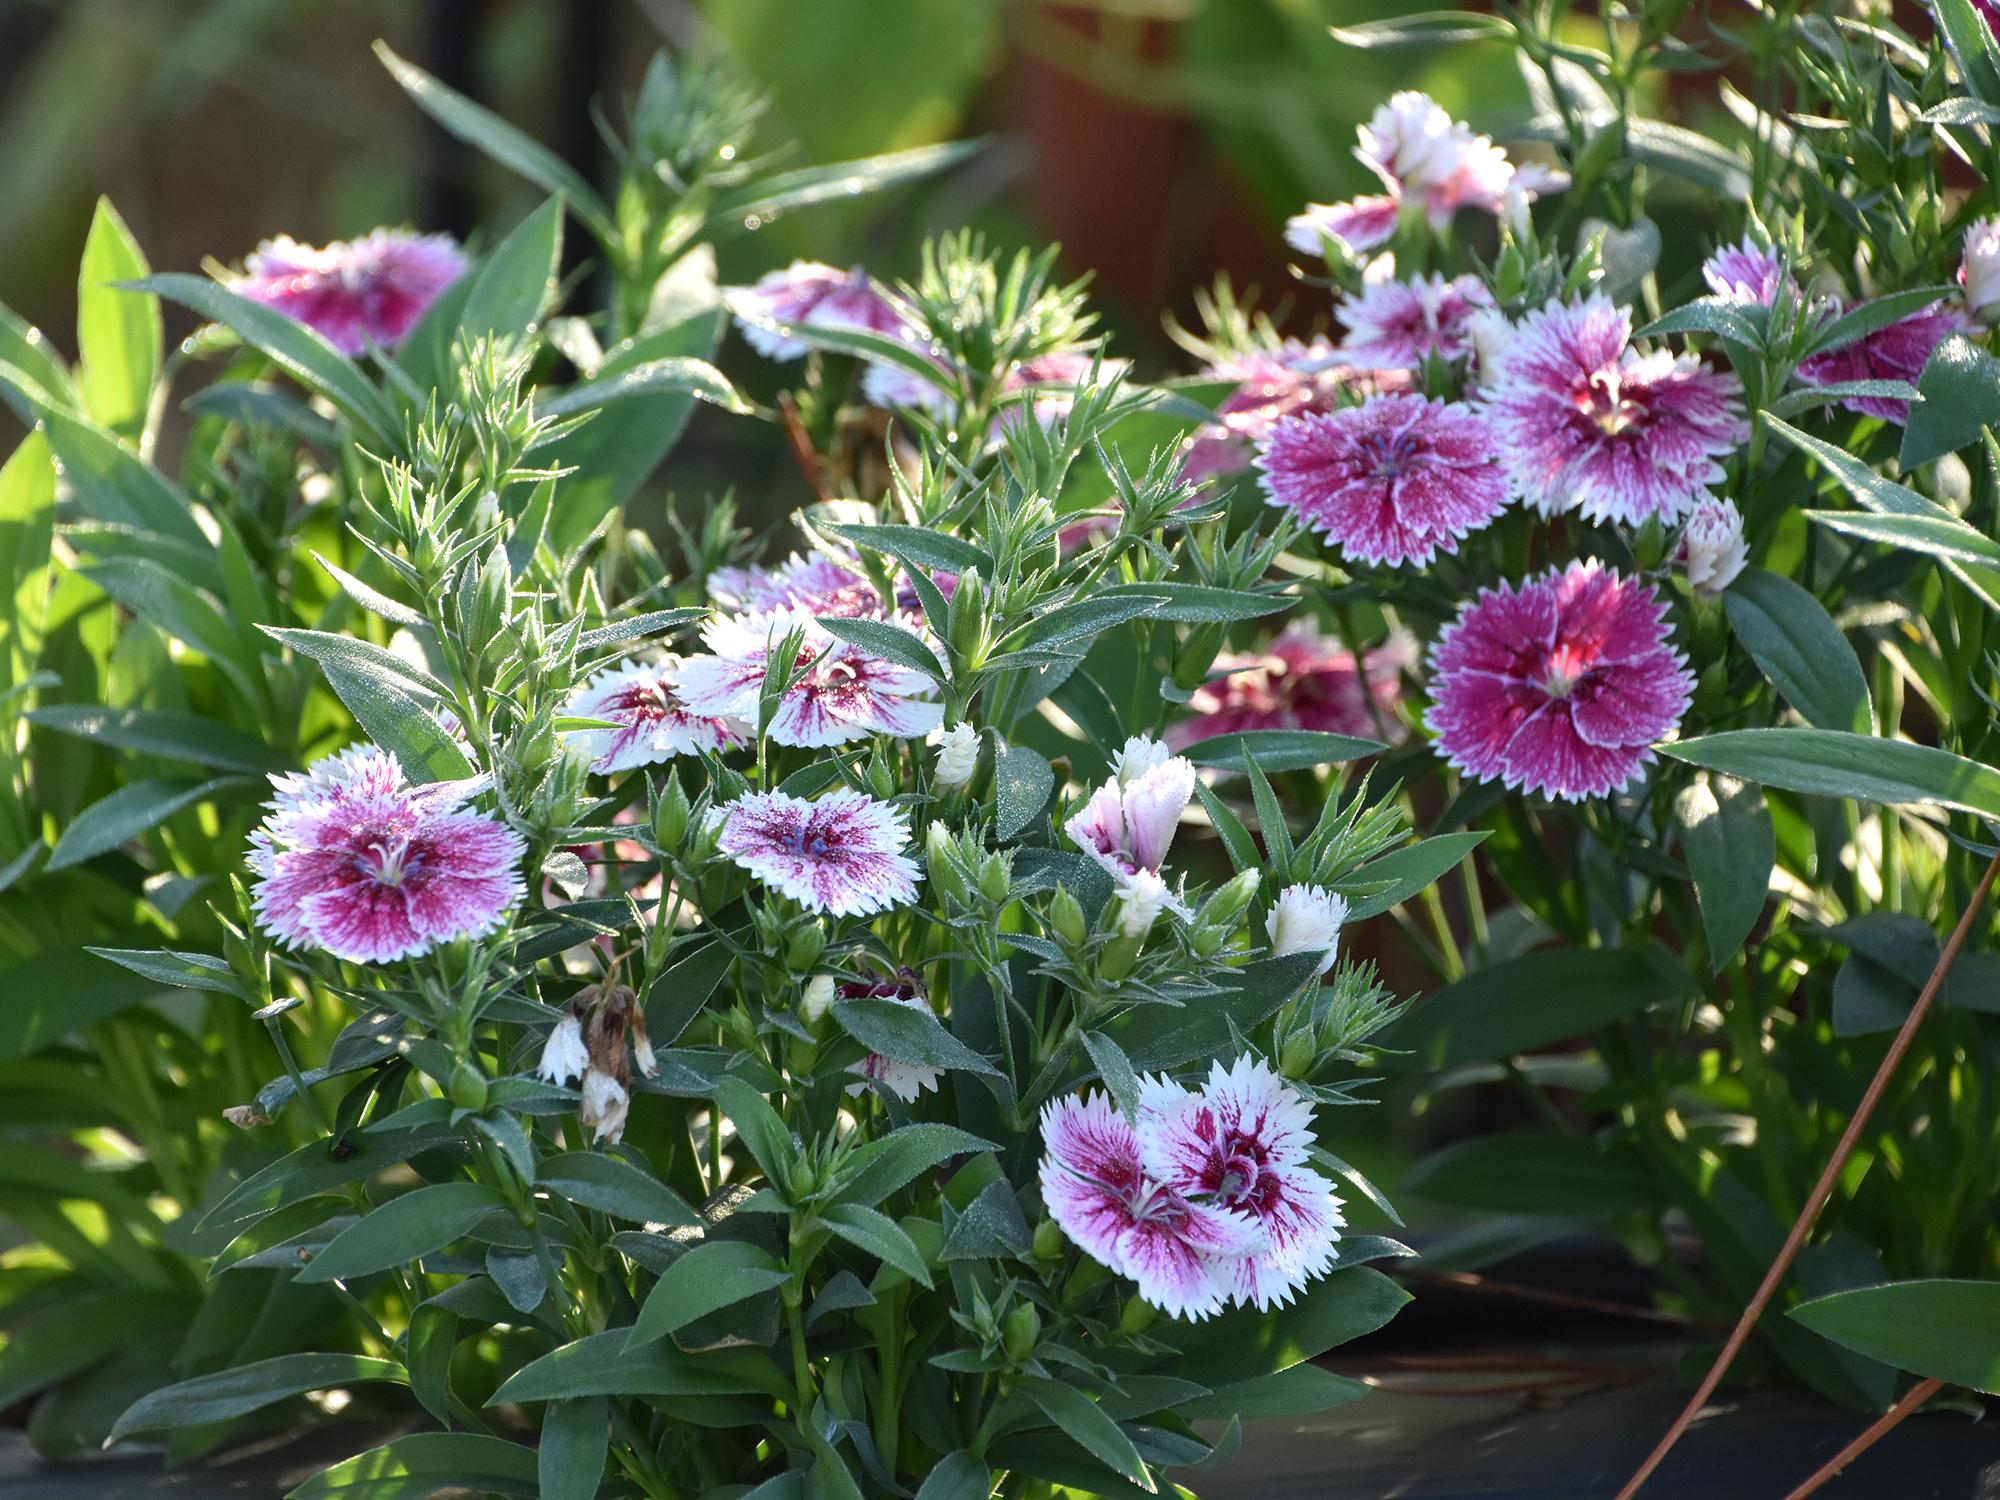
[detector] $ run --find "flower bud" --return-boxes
[1048,886,1088,948]
[867,747,896,801]
[1279,1030,1316,1080]
[934,722,980,788]
[786,920,827,973]
[1118,1297,1157,1336]
[926,822,972,907]
[947,567,990,669]
[1033,1219,1065,1262]
[801,974,836,1024]
[1113,870,1168,941]
[653,770,690,851]
[1171,623,1225,692]
[978,851,1012,907]
[448,1060,488,1111]
[1204,869,1262,928]
[1002,1302,1042,1362]
[1098,932,1142,983]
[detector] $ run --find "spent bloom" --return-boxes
[1796,299,1970,422]
[1703,238,1789,305]
[1266,886,1350,976]
[1962,216,2000,323]
[1680,498,1749,599]
[1168,620,1412,748]
[1428,561,1694,802]
[1139,1059,1344,1311]
[563,658,744,773]
[249,745,524,964]
[1483,296,1747,525]
[1336,272,1495,369]
[234,229,466,356]
[1257,393,1509,568]
[1066,736,1197,881]
[838,971,944,1103]
[677,613,943,748]
[933,722,981,787]
[1037,1091,1264,1321]
[717,789,920,917]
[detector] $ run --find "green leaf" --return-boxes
[1628,118,1750,200]
[1176,1362,1369,1420]
[1329,9,1510,46]
[76,198,159,447]
[1674,773,1772,968]
[1901,335,2000,469]
[1336,832,1490,921]
[709,138,984,226]
[0,305,73,419]
[373,42,616,246]
[1791,1280,2000,1394]
[1635,298,1766,345]
[1090,582,1293,624]
[491,1330,788,1404]
[82,555,256,688]
[711,1077,800,1184]
[1766,379,1920,421]
[1000,595,1167,654]
[1179,729,1384,773]
[816,615,947,683]
[826,523,994,577]
[537,355,748,418]
[1407,1133,1655,1216]
[131,274,398,444]
[39,407,210,554]
[86,945,253,1002]
[537,1151,700,1226]
[0,948,159,1062]
[1723,567,1871,731]
[1079,1030,1142,1119]
[828,1124,995,1208]
[821,1202,933,1287]
[626,1239,792,1349]
[0,433,56,692]
[1936,0,2000,106]
[643,934,736,1047]
[1379,944,1696,1069]
[48,775,247,870]
[913,1452,992,1500]
[834,996,1002,1077]
[296,1181,507,1283]
[110,1354,405,1440]
[199,1122,466,1230]
[993,741,1054,840]
[289,1433,540,1499]
[1107,952,1323,1073]
[1804,286,1958,357]
[1149,1265,1408,1387]
[1664,729,2000,819]
[0,1289,185,1413]
[27,704,287,774]
[460,197,564,348]
[1020,1377,1152,1490]
[538,1397,609,1500]
[264,626,474,784]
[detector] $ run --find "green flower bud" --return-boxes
[653,770,690,851]
[786,920,827,972]
[926,822,972,907]
[1171,623,1225,692]
[1098,931,1141,984]
[786,1158,818,1201]
[448,1061,488,1111]
[1002,1302,1042,1362]
[1118,1297,1157,1336]
[1279,1030,1316,1081]
[868,747,896,801]
[1204,869,1262,928]
[1033,1219,1065,1262]
[1048,886,1087,948]
[948,567,990,670]
[978,851,1012,906]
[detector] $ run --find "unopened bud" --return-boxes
[868,748,896,801]
[801,974,836,1024]
[1033,1220,1065,1262]
[934,722,980,788]
[1204,869,1262,928]
[948,568,990,669]
[926,823,971,907]
[449,1061,488,1111]
[786,921,827,972]
[1279,1030,1316,1080]
[1118,1298,1157,1336]
[1171,623,1225,692]
[1048,887,1088,948]
[1002,1302,1042,1361]
[978,852,1012,906]
[653,771,690,851]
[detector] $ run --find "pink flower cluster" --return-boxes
[235,229,466,355]
[1039,1059,1343,1319]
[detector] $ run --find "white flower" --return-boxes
[579,1068,631,1145]
[1465,308,1516,388]
[1681,497,1749,599]
[536,1013,589,1087]
[1961,216,2000,324]
[801,974,836,1024]
[1267,886,1350,976]
[1114,869,1172,940]
[934,722,980,787]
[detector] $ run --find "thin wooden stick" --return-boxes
[1613,848,2000,1500]
[1779,1377,1944,1500]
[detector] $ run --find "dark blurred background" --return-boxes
[0,0,1534,371]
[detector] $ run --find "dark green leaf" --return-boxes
[200,1123,466,1230]
[1149,1266,1408,1387]
[1791,1280,2000,1394]
[1675,773,1773,968]
[289,1433,540,1499]
[538,1397,609,1500]
[828,1124,995,1208]
[822,1203,932,1287]
[110,1354,405,1440]
[1407,1134,1655,1216]
[1020,1377,1151,1490]
[29,704,288,774]
[1176,1362,1369,1420]
[538,1151,700,1226]
[1329,9,1510,46]
[626,1239,792,1349]
[1805,287,1958,357]
[993,741,1054,840]
[86,946,253,1001]
[834,996,1002,1076]
[1000,595,1167,653]
[1091,582,1293,624]
[76,198,159,446]
[825,523,994,576]
[709,139,983,225]
[1079,1031,1141,1119]
[816,615,947,683]
[1665,729,2000,818]
[460,198,563,347]
[1902,335,2000,469]
[40,407,210,554]
[49,776,247,870]
[1724,567,1871,731]
[538,355,747,418]
[1179,729,1384,773]
[711,1077,799,1183]
[1336,832,1489,921]
[297,1181,507,1283]
[913,1451,992,1500]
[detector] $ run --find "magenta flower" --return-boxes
[1482,296,1746,525]
[1037,1091,1264,1321]
[1168,621,1412,748]
[677,613,943,748]
[1796,299,1971,422]
[1284,196,1403,257]
[1138,1059,1344,1311]
[1066,736,1196,881]
[1428,561,1694,801]
[564,658,745,773]
[1702,238,1788,305]
[724,262,905,359]
[249,745,525,964]
[1337,273,1495,369]
[707,552,893,621]
[1258,393,1508,568]
[997,349,1132,432]
[717,789,920,917]
[1180,342,1410,486]
[234,230,466,356]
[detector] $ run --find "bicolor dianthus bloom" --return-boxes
[249,745,525,964]
[1427,561,1694,801]
[1037,1091,1264,1321]
[1181,342,1410,486]
[725,262,906,358]
[1167,621,1411,747]
[563,658,744,773]
[717,789,920,917]
[1680,497,1748,599]
[235,229,467,355]
[837,970,944,1102]
[1482,296,1746,525]
[1796,299,1970,422]
[1138,1059,1344,1310]
[677,613,943,748]
[1066,736,1196,881]
[1336,272,1495,369]
[1257,394,1508,568]
[1702,238,1789,306]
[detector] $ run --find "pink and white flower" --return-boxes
[1138,1059,1344,1311]
[677,613,943,748]
[1963,216,2000,323]
[1037,1091,1265,1321]
[1285,197,1403,258]
[717,789,920,917]
[248,745,525,964]
[1180,342,1410,486]
[1796,299,1970,422]
[1167,621,1412,748]
[838,971,944,1102]
[996,348,1132,431]
[1266,886,1349,975]
[1066,736,1196,881]
[234,229,466,355]
[1257,393,1509,568]
[1336,273,1495,369]
[724,262,906,359]
[1680,497,1749,599]
[563,658,745,773]
[1482,296,1747,525]
[1428,561,1694,802]
[1702,238,1788,306]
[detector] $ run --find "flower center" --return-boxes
[359,834,420,886]
[1541,644,1588,699]
[1581,370,1642,436]
[615,682,670,723]
[1215,1147,1262,1205]
[781,822,834,859]
[1360,428,1419,480]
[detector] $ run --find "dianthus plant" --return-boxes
[4,46,1454,1499]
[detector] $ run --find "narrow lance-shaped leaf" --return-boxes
[76,197,160,447]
